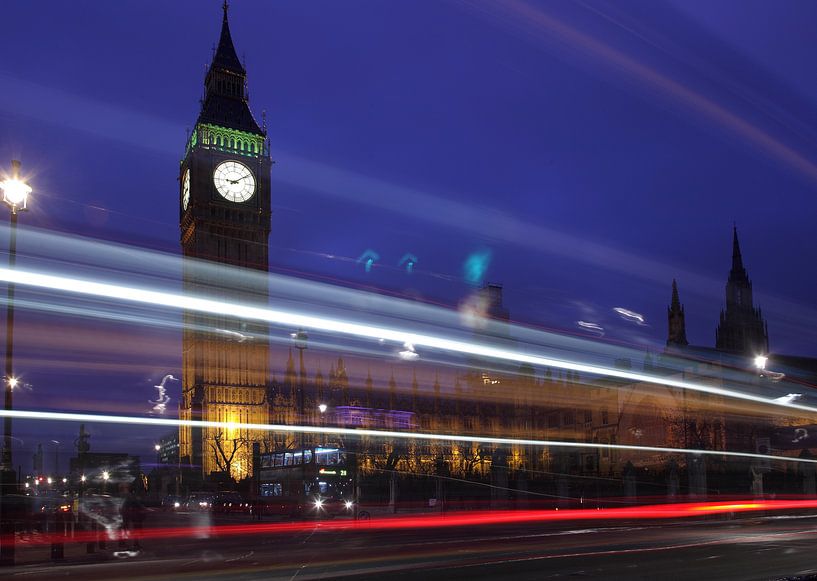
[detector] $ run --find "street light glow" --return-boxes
[102,471,109,481]
[755,355,768,370]
[318,404,327,413]
[6,378,16,389]
[0,178,31,210]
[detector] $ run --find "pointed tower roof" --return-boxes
[213,2,245,74]
[716,226,768,355]
[667,279,688,347]
[731,225,744,273]
[197,3,263,134]
[670,279,682,312]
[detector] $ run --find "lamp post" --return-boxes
[51,440,60,479]
[291,329,308,451]
[0,160,30,567]
[318,404,327,446]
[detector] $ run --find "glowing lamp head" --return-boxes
[318,404,327,414]
[46,477,52,485]
[344,500,354,510]
[0,179,30,211]
[754,355,768,370]
[102,471,109,481]
[7,377,17,389]
[80,475,86,483]
[0,161,30,212]
[154,444,161,451]
[313,498,324,510]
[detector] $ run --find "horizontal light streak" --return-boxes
[3,408,816,465]
[0,266,814,416]
[9,500,817,547]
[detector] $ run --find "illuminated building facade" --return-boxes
[179,4,272,480]
[176,10,793,499]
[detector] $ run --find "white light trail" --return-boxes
[3,408,815,465]
[613,307,645,325]
[0,266,815,415]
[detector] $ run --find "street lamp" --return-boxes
[754,355,768,371]
[0,160,30,567]
[102,470,110,494]
[318,404,327,446]
[51,440,60,478]
[291,329,308,450]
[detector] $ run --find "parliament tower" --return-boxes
[179,3,272,479]
[715,227,768,356]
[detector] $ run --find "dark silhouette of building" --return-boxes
[667,279,688,347]
[715,227,769,356]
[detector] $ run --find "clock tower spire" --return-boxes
[179,4,272,481]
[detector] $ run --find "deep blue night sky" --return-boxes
[1,0,817,468]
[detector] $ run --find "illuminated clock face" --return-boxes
[213,160,256,203]
[182,169,190,210]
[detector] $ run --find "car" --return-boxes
[211,491,250,514]
[160,495,183,511]
[307,496,355,518]
[184,492,214,511]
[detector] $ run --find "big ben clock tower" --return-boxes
[179,3,271,479]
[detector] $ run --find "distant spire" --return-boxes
[731,225,744,273]
[670,279,681,312]
[667,279,688,347]
[716,225,768,355]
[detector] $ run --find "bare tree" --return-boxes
[461,445,487,477]
[662,409,724,451]
[209,431,248,478]
[375,442,405,472]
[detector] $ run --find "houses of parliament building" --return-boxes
[178,5,813,497]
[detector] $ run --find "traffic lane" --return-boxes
[357,525,817,580]
[8,515,817,579]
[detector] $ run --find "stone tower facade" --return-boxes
[179,3,272,479]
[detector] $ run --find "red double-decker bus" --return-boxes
[254,447,356,518]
